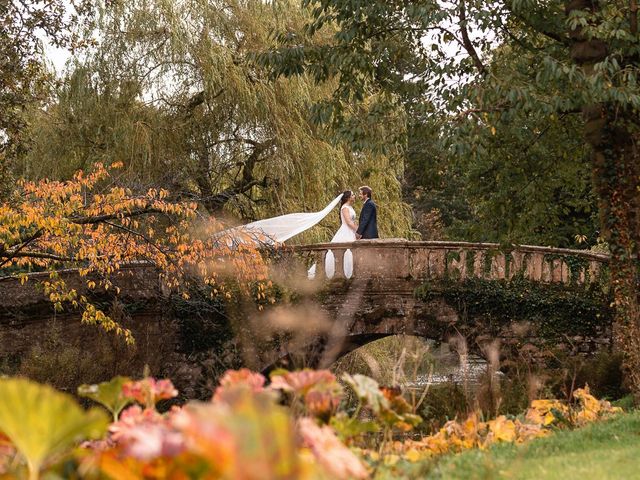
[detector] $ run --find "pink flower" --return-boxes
[122,378,178,407]
[298,418,368,479]
[269,369,336,394]
[270,370,343,419]
[305,388,342,419]
[213,369,266,402]
[108,405,185,460]
[0,433,15,475]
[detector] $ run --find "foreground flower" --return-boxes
[270,369,337,394]
[122,378,178,408]
[109,405,184,460]
[213,368,266,402]
[298,418,368,479]
[270,369,343,419]
[0,433,15,475]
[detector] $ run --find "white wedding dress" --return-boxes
[221,194,355,279]
[309,205,356,279]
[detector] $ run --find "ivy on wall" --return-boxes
[415,277,614,340]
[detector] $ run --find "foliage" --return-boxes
[0,370,625,479]
[16,0,414,242]
[416,277,614,341]
[0,162,269,341]
[0,0,93,175]
[0,378,108,480]
[78,376,134,422]
[408,109,599,248]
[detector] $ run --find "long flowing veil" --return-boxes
[227,194,343,245]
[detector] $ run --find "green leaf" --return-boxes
[0,378,108,480]
[78,376,133,421]
[330,412,380,440]
[341,373,389,413]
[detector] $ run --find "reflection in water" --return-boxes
[413,348,488,387]
[333,336,492,389]
[410,341,493,387]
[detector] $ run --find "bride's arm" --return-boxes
[342,206,358,232]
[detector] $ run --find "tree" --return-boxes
[263,1,640,391]
[15,0,414,241]
[0,0,93,195]
[407,44,599,248]
[0,162,268,343]
[408,111,598,247]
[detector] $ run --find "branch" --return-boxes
[103,220,171,258]
[68,207,165,225]
[0,228,44,267]
[631,0,638,36]
[201,139,276,213]
[0,207,170,267]
[1,251,74,262]
[458,0,487,75]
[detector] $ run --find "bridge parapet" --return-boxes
[293,240,609,286]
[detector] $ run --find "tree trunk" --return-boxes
[566,0,640,393]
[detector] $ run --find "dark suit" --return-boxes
[357,199,379,239]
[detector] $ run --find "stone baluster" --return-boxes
[314,250,326,280]
[333,249,345,278]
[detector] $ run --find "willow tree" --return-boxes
[264,1,640,390]
[0,0,93,198]
[18,0,413,241]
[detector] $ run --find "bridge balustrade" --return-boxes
[292,240,609,285]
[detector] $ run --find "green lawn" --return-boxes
[424,411,640,480]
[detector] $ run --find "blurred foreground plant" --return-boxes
[0,371,625,479]
[0,378,108,480]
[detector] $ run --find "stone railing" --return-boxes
[293,239,609,285]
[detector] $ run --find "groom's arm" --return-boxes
[357,203,372,236]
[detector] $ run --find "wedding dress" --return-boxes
[225,194,342,245]
[221,194,355,278]
[309,205,356,279]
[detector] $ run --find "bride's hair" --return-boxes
[339,190,353,221]
[339,190,353,208]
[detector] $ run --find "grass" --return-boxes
[424,411,640,480]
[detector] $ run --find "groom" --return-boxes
[356,186,379,239]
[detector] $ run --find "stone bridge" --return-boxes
[0,240,612,372]
[264,240,612,370]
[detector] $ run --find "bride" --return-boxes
[332,190,358,243]
[308,190,357,279]
[229,190,358,278]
